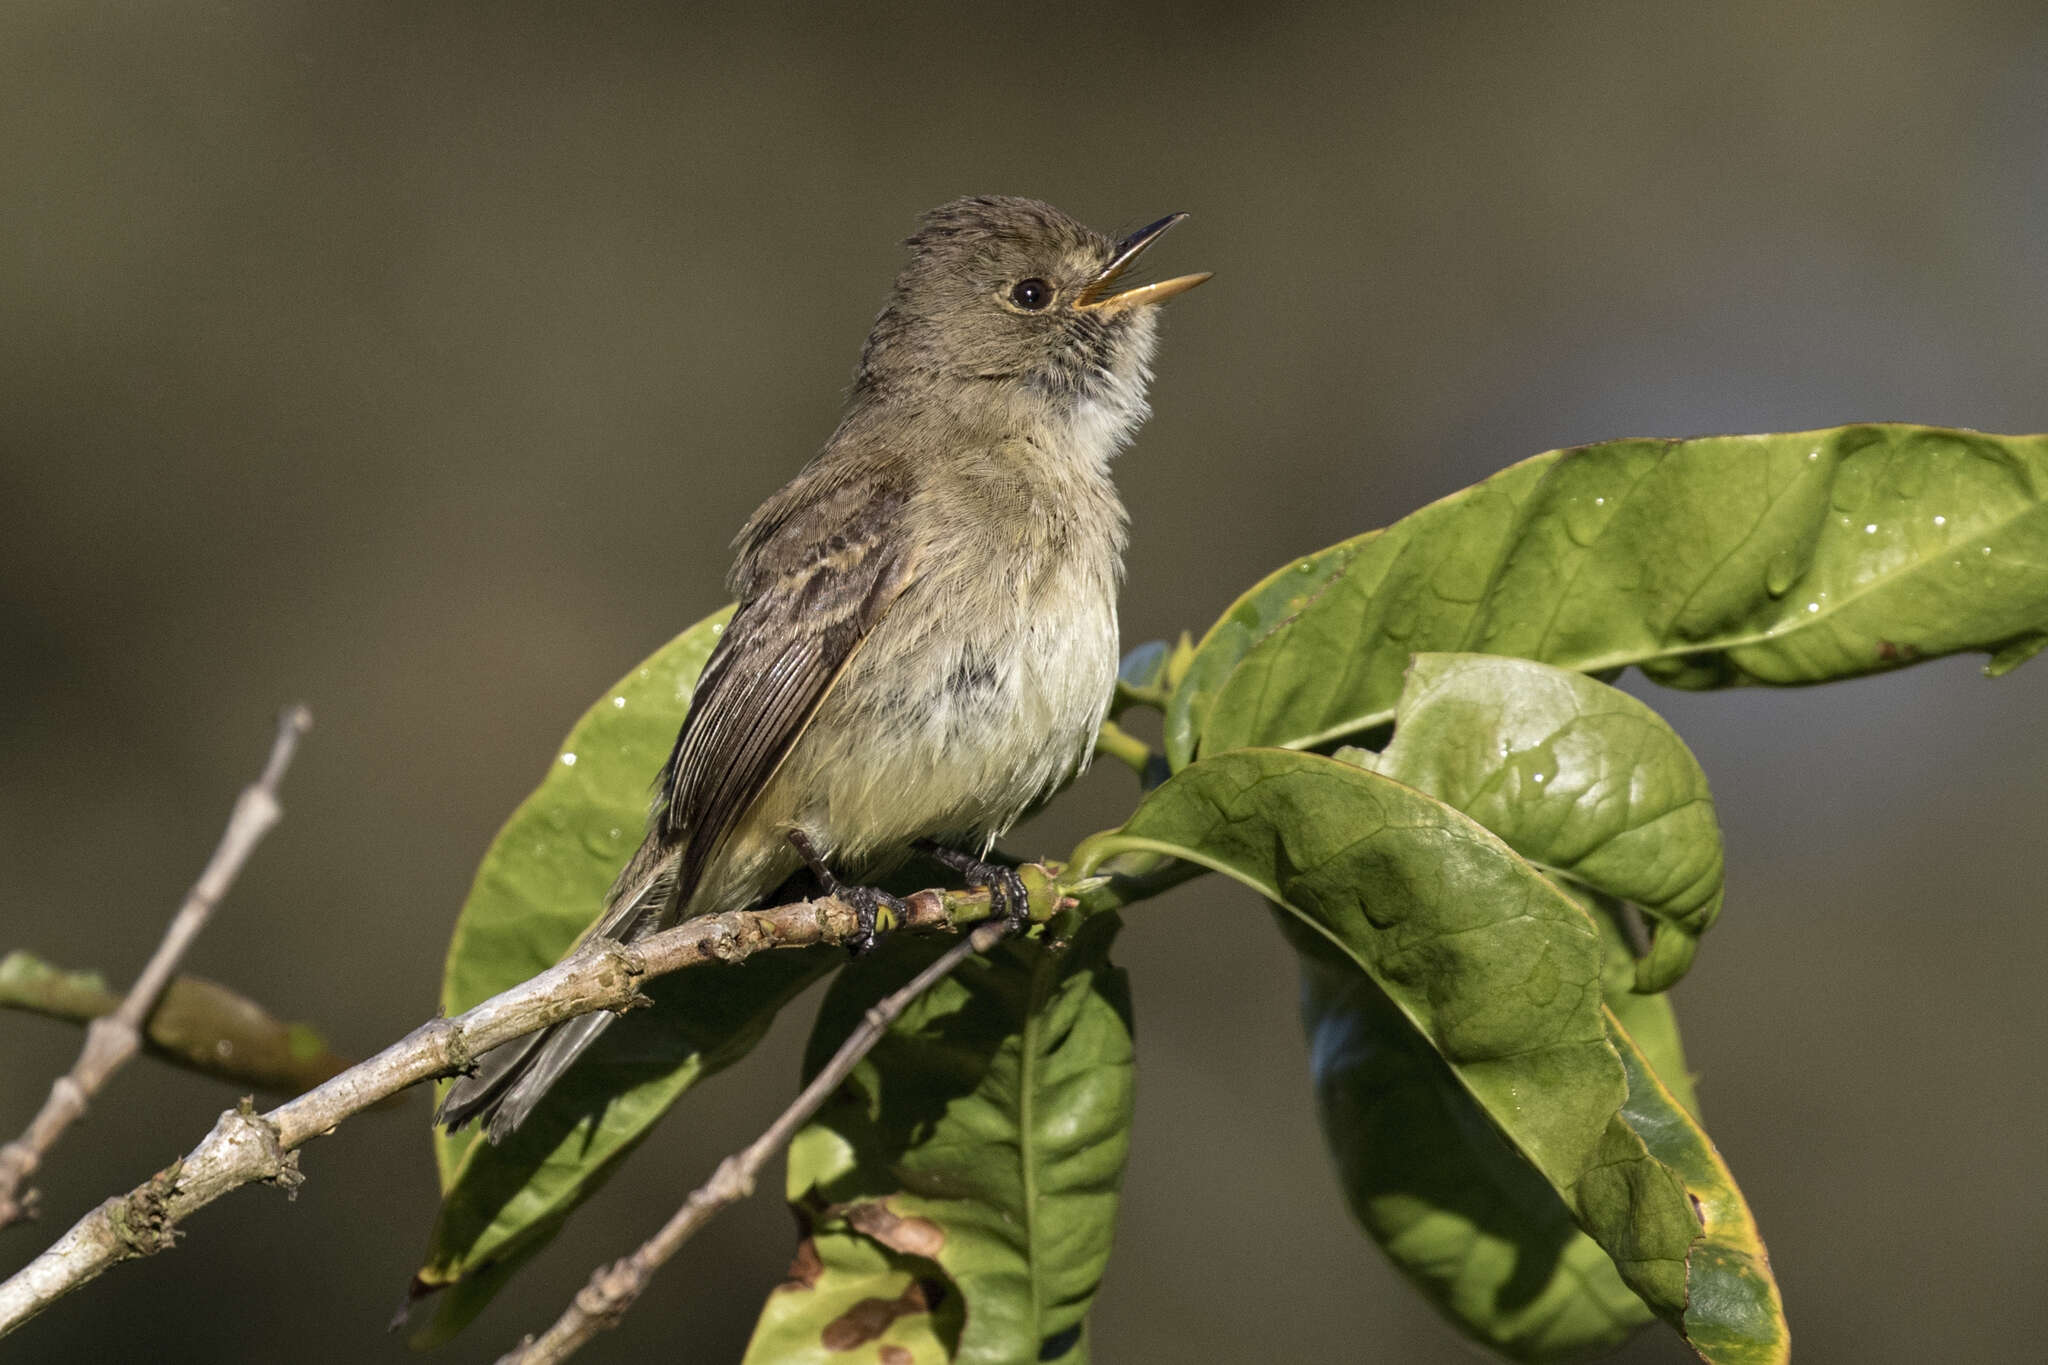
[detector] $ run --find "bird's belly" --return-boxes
[781,582,1117,868]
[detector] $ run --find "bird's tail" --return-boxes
[436,841,682,1144]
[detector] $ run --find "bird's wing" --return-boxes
[438,469,920,1139]
[648,470,918,923]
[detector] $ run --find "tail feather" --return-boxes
[481,1011,620,1143]
[434,1028,547,1132]
[436,843,683,1143]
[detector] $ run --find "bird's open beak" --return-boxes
[1073,213,1212,312]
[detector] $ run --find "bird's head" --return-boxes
[854,196,1208,453]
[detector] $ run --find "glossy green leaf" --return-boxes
[1289,885,1707,1364]
[1579,890,1699,1121]
[413,606,843,1342]
[745,914,1135,1365]
[1348,653,1722,991]
[1292,923,1656,1362]
[1074,749,1785,1361]
[1169,425,2048,765]
[1287,658,1716,1356]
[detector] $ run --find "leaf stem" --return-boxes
[1093,719,1155,777]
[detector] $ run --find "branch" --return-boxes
[0,705,312,1230]
[0,952,360,1097]
[0,876,1010,1339]
[497,917,1015,1365]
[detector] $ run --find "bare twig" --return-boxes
[0,952,360,1096]
[0,706,312,1230]
[0,876,1013,1339]
[497,917,1014,1365]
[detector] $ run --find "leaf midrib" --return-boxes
[1273,496,2048,754]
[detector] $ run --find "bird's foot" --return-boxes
[917,840,1033,936]
[788,831,905,956]
[840,883,908,956]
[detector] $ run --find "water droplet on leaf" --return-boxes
[1765,550,1799,597]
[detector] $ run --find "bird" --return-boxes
[438,195,1208,1143]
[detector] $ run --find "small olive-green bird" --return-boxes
[440,196,1208,1142]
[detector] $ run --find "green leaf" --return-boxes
[745,914,1135,1365]
[1578,890,1699,1122]
[1073,749,1785,1361]
[1289,884,1709,1364]
[1286,657,1719,1358]
[1170,425,2048,764]
[1292,923,1657,1363]
[1594,1008,1787,1365]
[1164,550,1348,766]
[1349,653,1723,991]
[413,607,842,1342]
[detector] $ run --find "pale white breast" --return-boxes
[803,536,1118,861]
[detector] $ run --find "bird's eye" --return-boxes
[1009,278,1053,311]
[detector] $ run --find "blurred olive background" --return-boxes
[4,2,2044,1362]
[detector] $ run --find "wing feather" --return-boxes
[648,471,916,917]
[439,468,917,1139]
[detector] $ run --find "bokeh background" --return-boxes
[4,3,2045,1361]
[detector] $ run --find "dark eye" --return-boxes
[1009,278,1052,311]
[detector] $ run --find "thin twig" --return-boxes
[0,875,1015,1339]
[0,706,313,1230]
[496,917,1014,1365]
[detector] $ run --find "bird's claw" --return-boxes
[983,864,1033,936]
[841,884,908,957]
[787,829,905,957]
[918,841,1033,936]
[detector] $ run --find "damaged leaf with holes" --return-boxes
[746,914,1134,1365]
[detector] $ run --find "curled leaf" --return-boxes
[1350,653,1722,991]
[1075,749,1786,1361]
